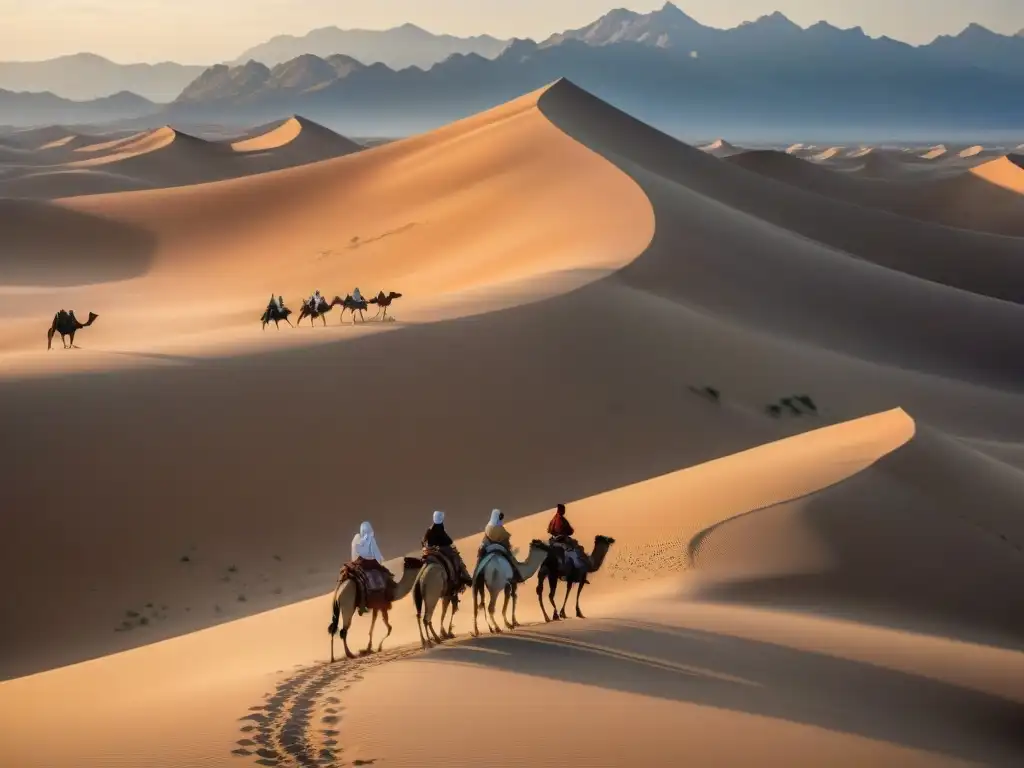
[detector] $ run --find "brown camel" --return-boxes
[327,557,421,661]
[536,535,615,622]
[47,309,98,350]
[368,291,402,320]
[472,540,550,637]
[296,296,342,327]
[411,549,471,648]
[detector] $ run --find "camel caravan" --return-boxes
[327,504,615,661]
[262,288,403,329]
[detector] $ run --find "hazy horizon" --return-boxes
[1,0,1022,65]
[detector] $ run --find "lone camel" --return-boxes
[47,309,98,350]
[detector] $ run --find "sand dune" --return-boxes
[922,144,948,160]
[728,149,1024,237]
[699,138,742,157]
[811,146,844,161]
[0,119,363,199]
[846,146,874,158]
[2,80,1024,767]
[970,154,1024,195]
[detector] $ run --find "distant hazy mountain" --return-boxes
[924,23,1024,77]
[0,89,157,127]
[544,3,1024,75]
[232,23,509,69]
[0,53,203,102]
[161,33,1024,142]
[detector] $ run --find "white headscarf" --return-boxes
[488,509,502,527]
[433,510,445,525]
[351,521,384,561]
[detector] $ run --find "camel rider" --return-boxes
[479,508,522,584]
[348,520,393,613]
[266,294,277,317]
[548,503,591,572]
[311,290,324,311]
[352,287,363,304]
[275,295,284,312]
[423,510,473,587]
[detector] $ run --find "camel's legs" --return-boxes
[340,604,356,659]
[547,573,560,621]
[284,318,293,327]
[472,583,484,637]
[487,586,502,634]
[511,584,520,628]
[382,306,389,320]
[415,595,430,649]
[439,596,455,639]
[536,570,553,622]
[445,598,457,638]
[377,609,393,652]
[426,604,444,644]
[558,579,574,619]
[500,585,514,630]
[575,581,587,619]
[363,609,378,654]
[320,314,327,327]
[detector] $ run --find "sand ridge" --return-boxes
[0,118,363,199]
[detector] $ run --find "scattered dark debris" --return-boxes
[180,555,191,563]
[766,394,820,418]
[238,594,248,603]
[228,565,238,573]
[126,610,140,618]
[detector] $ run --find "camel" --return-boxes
[536,535,615,622]
[47,309,98,350]
[337,294,369,324]
[327,557,422,661]
[368,291,402,320]
[411,548,471,648]
[261,303,293,330]
[472,540,550,637]
[296,296,342,327]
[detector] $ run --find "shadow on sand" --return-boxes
[425,619,1024,765]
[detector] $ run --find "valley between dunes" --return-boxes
[1,80,1023,767]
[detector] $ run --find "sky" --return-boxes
[1,0,1022,64]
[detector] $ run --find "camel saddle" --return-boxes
[549,537,589,572]
[340,558,395,614]
[474,543,522,583]
[422,546,466,596]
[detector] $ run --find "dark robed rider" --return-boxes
[548,503,575,539]
[423,510,454,548]
[423,510,473,587]
[548,503,592,574]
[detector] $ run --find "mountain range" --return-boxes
[0,54,204,102]
[4,4,1024,140]
[157,5,1024,142]
[231,23,509,69]
[0,89,156,127]
[4,5,1024,102]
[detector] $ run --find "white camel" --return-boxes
[472,540,550,636]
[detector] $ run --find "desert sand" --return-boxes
[1,80,1023,767]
